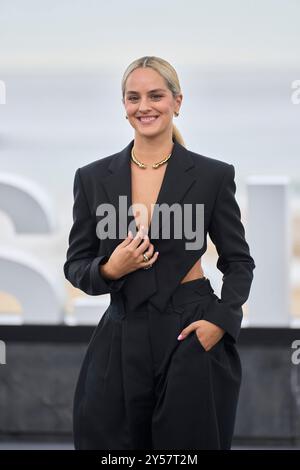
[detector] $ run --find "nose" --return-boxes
[138,96,152,112]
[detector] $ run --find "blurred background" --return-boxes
[0,0,299,450]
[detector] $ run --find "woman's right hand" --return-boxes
[100,225,159,280]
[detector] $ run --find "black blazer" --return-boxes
[64,138,255,343]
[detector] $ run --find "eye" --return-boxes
[127,94,163,101]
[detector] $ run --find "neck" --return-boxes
[133,133,174,165]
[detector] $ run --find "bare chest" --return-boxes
[131,162,168,230]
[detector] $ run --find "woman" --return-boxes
[64,56,256,450]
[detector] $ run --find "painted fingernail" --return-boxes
[177,334,184,340]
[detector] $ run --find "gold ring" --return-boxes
[143,253,149,262]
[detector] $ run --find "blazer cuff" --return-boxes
[202,296,242,343]
[90,255,127,293]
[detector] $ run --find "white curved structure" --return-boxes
[0,173,57,233]
[0,248,64,324]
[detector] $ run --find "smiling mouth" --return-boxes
[137,116,159,124]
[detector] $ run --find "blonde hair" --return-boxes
[121,56,185,147]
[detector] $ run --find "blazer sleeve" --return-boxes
[63,168,127,296]
[203,164,256,343]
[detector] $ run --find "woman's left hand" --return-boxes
[177,320,225,351]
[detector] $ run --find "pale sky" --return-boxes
[0,0,299,69]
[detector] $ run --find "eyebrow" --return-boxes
[126,88,166,94]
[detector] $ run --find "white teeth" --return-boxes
[139,117,157,122]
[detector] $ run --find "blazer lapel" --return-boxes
[148,139,197,238]
[102,140,134,242]
[102,138,198,309]
[102,138,197,238]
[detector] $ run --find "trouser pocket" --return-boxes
[175,292,216,330]
[176,293,228,356]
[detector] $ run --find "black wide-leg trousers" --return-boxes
[73,277,242,450]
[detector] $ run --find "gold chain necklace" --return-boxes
[131,146,173,169]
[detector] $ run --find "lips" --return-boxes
[137,116,159,123]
